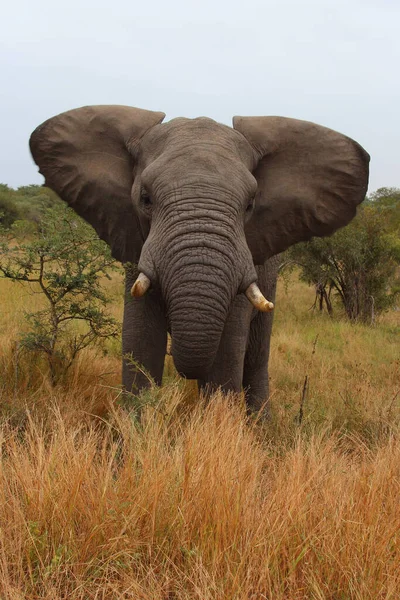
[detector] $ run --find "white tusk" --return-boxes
[245,282,274,312]
[130,273,151,298]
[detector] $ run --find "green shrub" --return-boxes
[0,202,120,384]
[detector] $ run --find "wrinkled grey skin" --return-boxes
[29,107,370,415]
[123,257,279,412]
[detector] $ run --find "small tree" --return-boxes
[0,203,120,384]
[287,194,400,323]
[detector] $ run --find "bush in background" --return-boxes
[287,188,400,323]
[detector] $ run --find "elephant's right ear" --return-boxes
[29,105,165,263]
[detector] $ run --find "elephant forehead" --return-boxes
[139,145,257,198]
[139,117,255,168]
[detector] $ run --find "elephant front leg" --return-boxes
[122,265,167,398]
[242,309,274,415]
[243,257,279,416]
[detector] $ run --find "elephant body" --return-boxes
[29,106,369,413]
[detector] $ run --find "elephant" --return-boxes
[29,106,369,413]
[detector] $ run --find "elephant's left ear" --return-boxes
[30,105,165,263]
[233,116,370,263]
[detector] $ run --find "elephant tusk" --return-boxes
[245,283,274,312]
[131,273,151,298]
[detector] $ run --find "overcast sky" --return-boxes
[1,0,399,192]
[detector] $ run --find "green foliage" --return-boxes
[0,202,120,384]
[366,187,400,233]
[0,185,20,228]
[0,183,62,228]
[287,189,400,323]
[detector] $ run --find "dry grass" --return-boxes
[270,274,399,439]
[0,271,399,598]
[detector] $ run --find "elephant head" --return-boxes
[30,106,369,378]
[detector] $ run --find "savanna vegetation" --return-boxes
[0,201,119,385]
[0,185,399,599]
[286,187,400,323]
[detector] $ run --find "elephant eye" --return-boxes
[246,196,255,212]
[140,190,152,209]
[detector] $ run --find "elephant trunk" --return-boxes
[166,262,235,378]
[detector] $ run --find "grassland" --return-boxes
[0,271,399,599]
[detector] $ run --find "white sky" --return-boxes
[1,0,399,192]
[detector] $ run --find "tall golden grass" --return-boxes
[0,272,399,598]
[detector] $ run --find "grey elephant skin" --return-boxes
[29,106,369,412]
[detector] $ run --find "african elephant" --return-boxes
[29,106,369,413]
